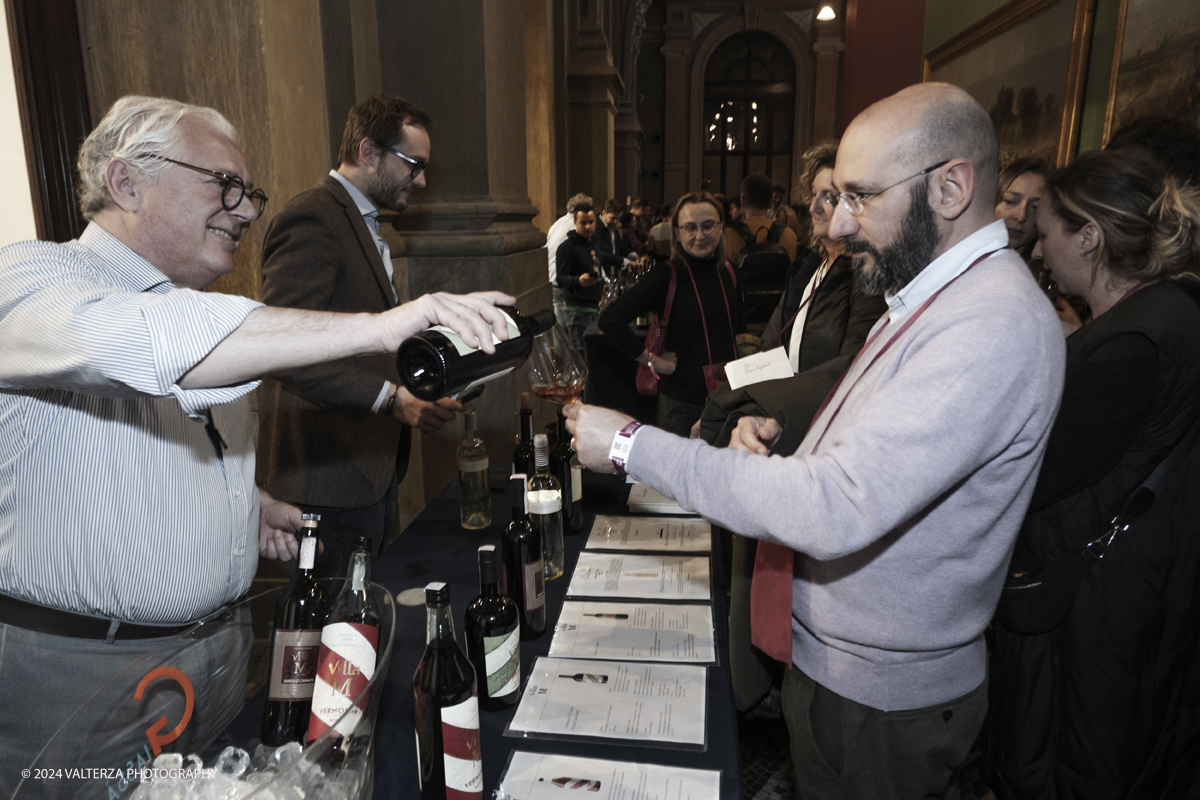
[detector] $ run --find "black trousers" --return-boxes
[299,473,397,581]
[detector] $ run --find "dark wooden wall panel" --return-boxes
[5,0,90,242]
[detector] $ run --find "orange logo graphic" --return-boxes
[133,667,195,756]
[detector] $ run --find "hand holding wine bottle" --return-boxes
[382,290,517,356]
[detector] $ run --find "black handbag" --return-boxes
[996,424,1198,635]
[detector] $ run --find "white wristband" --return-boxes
[609,422,644,475]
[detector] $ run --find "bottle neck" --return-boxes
[426,603,456,645]
[348,551,370,592]
[520,411,533,441]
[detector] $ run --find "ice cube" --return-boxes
[184,754,204,771]
[215,746,250,778]
[272,742,304,772]
[154,753,184,770]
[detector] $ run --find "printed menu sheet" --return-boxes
[549,601,716,663]
[508,657,707,746]
[497,751,720,800]
[566,553,711,601]
[585,515,711,553]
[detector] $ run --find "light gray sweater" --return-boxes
[629,222,1066,711]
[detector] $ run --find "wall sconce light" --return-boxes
[817,5,836,21]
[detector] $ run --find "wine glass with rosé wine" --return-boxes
[525,323,588,405]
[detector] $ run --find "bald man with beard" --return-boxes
[564,83,1065,796]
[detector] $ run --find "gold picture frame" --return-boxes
[1102,0,1200,144]
[924,0,1096,166]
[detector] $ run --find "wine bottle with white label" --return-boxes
[501,474,546,640]
[463,545,520,710]
[458,405,491,530]
[307,537,380,757]
[528,434,564,580]
[550,406,584,535]
[413,582,483,800]
[261,514,330,746]
[397,307,557,401]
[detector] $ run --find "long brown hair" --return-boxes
[669,192,728,265]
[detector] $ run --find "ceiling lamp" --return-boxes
[817,5,836,21]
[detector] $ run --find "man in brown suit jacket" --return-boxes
[257,95,458,578]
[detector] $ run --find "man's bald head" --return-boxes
[851,83,999,202]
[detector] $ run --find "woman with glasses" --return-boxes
[992,149,1200,799]
[598,192,746,436]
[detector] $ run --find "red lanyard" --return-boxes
[808,249,1001,454]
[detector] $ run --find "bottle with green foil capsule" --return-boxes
[463,545,520,710]
[458,405,491,530]
[397,307,558,401]
[527,434,564,580]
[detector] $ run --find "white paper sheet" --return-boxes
[585,515,712,553]
[549,601,716,663]
[566,553,711,601]
[626,483,695,515]
[723,347,794,389]
[497,751,720,800]
[509,657,707,746]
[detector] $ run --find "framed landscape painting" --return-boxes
[1103,0,1200,142]
[924,0,1096,166]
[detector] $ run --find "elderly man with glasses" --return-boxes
[566,83,1066,796]
[0,95,512,791]
[256,94,458,580]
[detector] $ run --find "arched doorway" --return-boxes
[701,32,796,199]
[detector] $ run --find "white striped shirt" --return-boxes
[0,223,264,624]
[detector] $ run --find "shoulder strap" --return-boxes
[660,262,678,325]
[724,260,737,288]
[766,221,785,244]
[730,221,753,244]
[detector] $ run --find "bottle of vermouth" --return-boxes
[528,434,564,580]
[307,537,380,754]
[458,405,491,530]
[413,582,483,800]
[464,545,520,710]
[512,392,535,478]
[397,307,558,401]
[550,406,584,535]
[501,474,545,640]
[261,514,330,746]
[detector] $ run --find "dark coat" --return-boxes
[256,175,410,508]
[555,231,602,308]
[760,251,886,372]
[994,281,1200,800]
[598,254,745,405]
[594,217,630,270]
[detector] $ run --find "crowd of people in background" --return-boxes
[554,92,1200,800]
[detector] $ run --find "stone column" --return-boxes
[566,0,623,205]
[659,5,691,204]
[613,105,641,202]
[375,0,548,507]
[812,27,844,142]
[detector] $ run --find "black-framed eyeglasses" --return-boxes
[150,156,268,218]
[375,141,427,179]
[836,160,950,217]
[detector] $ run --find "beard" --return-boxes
[844,181,940,296]
[366,170,412,213]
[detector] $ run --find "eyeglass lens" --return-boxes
[220,180,267,216]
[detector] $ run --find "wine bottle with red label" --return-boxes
[413,582,483,800]
[261,513,330,746]
[307,536,380,755]
[501,474,545,640]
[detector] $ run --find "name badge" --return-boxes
[724,347,794,390]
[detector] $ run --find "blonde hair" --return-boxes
[77,95,238,220]
[1047,149,1200,283]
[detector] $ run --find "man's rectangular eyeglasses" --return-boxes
[150,156,268,218]
[836,160,949,217]
[375,141,427,179]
